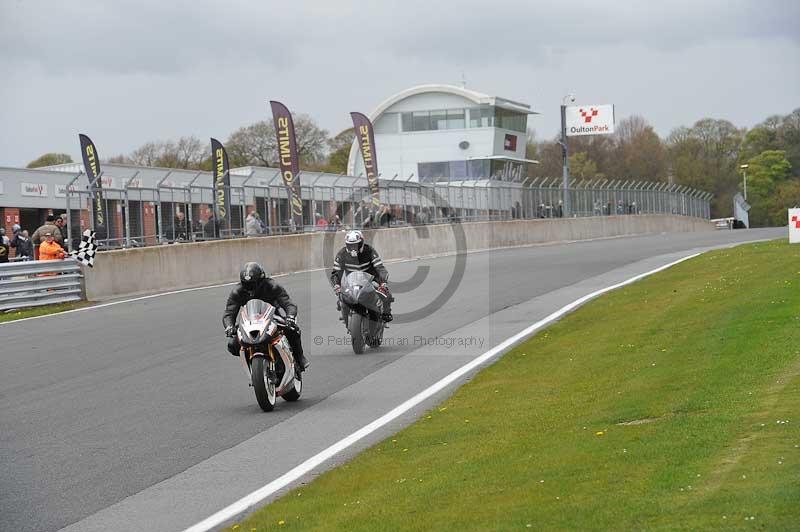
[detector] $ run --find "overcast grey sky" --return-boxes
[1,0,798,167]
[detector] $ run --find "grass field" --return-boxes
[230,240,799,531]
[0,301,91,323]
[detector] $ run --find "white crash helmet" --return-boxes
[344,230,364,257]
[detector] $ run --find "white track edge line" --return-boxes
[182,251,701,532]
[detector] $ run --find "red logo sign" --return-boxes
[504,134,517,151]
[580,108,600,123]
[792,215,800,229]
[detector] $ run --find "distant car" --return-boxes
[712,218,733,230]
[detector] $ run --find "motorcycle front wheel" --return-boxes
[367,313,383,348]
[252,357,276,411]
[282,372,302,402]
[348,312,365,354]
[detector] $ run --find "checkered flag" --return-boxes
[70,229,98,267]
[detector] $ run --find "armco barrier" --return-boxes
[83,215,713,301]
[0,259,84,311]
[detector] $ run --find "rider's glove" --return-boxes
[225,325,235,337]
[333,284,341,295]
[377,282,389,296]
[286,315,298,329]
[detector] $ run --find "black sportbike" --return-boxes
[338,271,388,354]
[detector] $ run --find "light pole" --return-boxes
[739,164,748,200]
[560,93,575,217]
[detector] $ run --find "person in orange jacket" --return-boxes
[39,232,67,261]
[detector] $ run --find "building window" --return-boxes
[412,111,431,131]
[401,112,413,132]
[430,110,447,130]
[449,160,467,179]
[418,161,449,181]
[495,108,527,133]
[374,113,399,134]
[469,106,494,128]
[446,109,466,129]
[468,159,489,178]
[397,106,523,132]
[490,160,524,180]
[401,108,470,132]
[418,159,493,181]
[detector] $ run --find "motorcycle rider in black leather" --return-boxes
[223,262,309,371]
[330,230,393,322]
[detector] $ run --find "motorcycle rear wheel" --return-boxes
[349,313,365,354]
[252,357,276,412]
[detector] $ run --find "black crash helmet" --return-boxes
[240,262,267,293]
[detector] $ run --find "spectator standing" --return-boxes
[173,211,188,241]
[245,211,262,236]
[10,230,33,260]
[193,205,217,240]
[39,231,66,261]
[0,228,9,263]
[55,214,69,249]
[32,215,63,258]
[327,213,341,232]
[255,212,267,234]
[378,204,391,227]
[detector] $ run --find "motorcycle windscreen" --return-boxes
[241,299,276,323]
[342,270,374,288]
[341,271,378,308]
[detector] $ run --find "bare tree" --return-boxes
[226,114,330,168]
[129,142,162,167]
[127,136,206,169]
[175,136,205,169]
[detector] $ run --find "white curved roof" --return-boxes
[347,84,535,175]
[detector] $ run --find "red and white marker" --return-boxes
[790,208,800,244]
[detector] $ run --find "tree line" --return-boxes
[26,108,799,226]
[528,109,799,225]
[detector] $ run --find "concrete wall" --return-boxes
[83,215,714,301]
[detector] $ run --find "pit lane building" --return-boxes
[347,84,539,182]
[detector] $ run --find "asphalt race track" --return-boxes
[0,228,783,532]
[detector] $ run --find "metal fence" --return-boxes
[64,169,713,251]
[0,259,84,311]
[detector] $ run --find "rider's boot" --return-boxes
[294,350,310,372]
[381,299,393,323]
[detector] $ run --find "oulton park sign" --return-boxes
[565,104,615,136]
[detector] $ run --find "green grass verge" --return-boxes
[230,240,800,531]
[0,301,91,323]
